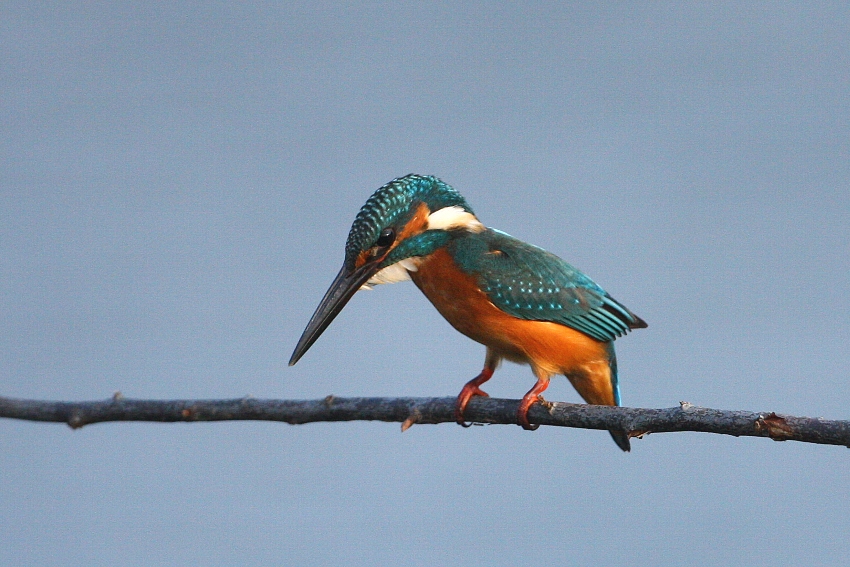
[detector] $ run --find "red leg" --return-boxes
[455,367,494,427]
[517,375,551,431]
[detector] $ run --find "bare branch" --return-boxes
[1,394,848,447]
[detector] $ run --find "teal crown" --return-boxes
[344,174,474,270]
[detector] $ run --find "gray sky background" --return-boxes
[2,2,849,565]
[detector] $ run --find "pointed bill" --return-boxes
[288,260,383,365]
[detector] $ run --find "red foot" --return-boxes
[517,377,550,431]
[455,367,494,427]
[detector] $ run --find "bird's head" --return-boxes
[289,174,483,365]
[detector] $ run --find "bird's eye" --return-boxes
[376,227,395,248]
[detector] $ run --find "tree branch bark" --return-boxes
[1,394,848,447]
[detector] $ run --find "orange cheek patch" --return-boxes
[394,202,431,243]
[353,202,432,269]
[355,250,371,269]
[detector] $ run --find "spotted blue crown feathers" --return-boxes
[344,174,474,271]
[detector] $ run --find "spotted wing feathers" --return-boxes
[449,229,646,342]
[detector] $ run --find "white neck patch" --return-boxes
[426,206,484,233]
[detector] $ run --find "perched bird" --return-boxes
[289,174,646,451]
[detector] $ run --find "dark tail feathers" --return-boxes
[609,430,631,452]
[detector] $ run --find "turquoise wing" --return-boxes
[448,229,646,342]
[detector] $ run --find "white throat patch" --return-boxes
[362,257,421,290]
[426,206,484,233]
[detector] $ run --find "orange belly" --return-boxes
[410,248,617,406]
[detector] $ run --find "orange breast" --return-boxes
[410,248,616,405]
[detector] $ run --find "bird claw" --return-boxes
[455,387,489,426]
[455,368,494,427]
[517,394,545,431]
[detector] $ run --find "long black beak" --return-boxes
[288,259,383,365]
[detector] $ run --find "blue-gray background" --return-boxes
[2,3,848,565]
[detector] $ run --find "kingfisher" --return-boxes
[289,174,646,451]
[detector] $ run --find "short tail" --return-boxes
[608,345,631,452]
[609,430,631,452]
